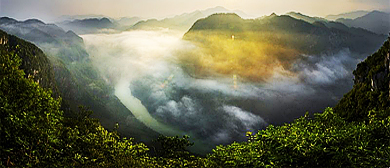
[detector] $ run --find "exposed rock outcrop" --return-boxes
[0,29,59,97]
[335,37,389,121]
[353,38,390,94]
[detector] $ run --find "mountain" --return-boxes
[0,30,155,167]
[336,11,390,35]
[286,12,328,23]
[208,38,390,166]
[284,12,384,37]
[0,29,58,96]
[0,17,86,62]
[186,13,385,54]
[181,13,386,82]
[54,14,109,22]
[115,17,141,27]
[326,10,370,20]
[335,37,390,121]
[58,17,117,34]
[0,17,159,142]
[131,6,249,31]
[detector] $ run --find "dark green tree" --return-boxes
[0,46,63,167]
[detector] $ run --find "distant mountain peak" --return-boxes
[270,12,278,17]
[0,17,18,24]
[23,19,45,25]
[366,10,388,16]
[208,6,228,11]
[285,11,328,24]
[287,11,301,15]
[325,10,370,20]
[0,17,46,25]
[335,10,390,35]
[208,13,242,19]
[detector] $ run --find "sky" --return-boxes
[0,0,389,22]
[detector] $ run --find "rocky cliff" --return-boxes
[0,29,58,97]
[335,37,389,121]
[353,38,389,94]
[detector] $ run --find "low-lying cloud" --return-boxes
[82,30,359,153]
[296,49,360,85]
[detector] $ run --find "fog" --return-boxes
[82,30,359,153]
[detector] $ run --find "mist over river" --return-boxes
[82,29,357,152]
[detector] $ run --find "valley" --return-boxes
[0,2,389,166]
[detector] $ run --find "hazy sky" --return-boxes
[0,0,389,22]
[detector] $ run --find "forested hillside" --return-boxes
[1,26,389,167]
[182,13,386,82]
[0,18,159,143]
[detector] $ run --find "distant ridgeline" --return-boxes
[57,17,116,34]
[0,17,87,62]
[185,13,385,55]
[182,13,386,82]
[335,37,390,121]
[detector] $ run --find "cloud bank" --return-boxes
[82,30,359,153]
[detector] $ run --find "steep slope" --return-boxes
[207,39,390,167]
[0,33,153,167]
[0,17,87,62]
[0,18,159,143]
[335,37,390,121]
[0,29,58,96]
[0,33,63,167]
[336,11,390,35]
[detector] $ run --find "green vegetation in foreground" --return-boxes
[1,36,390,167]
[335,39,390,122]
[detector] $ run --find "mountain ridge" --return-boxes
[185,13,386,55]
[326,10,370,20]
[0,29,58,96]
[130,6,250,31]
[336,11,390,35]
[57,17,117,34]
[0,17,159,143]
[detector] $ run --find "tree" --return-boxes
[0,46,63,167]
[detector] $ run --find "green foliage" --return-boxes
[155,135,194,159]
[0,29,58,97]
[209,108,390,167]
[0,40,154,167]
[58,106,151,167]
[0,46,63,167]
[335,38,389,121]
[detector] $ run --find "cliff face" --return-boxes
[335,38,389,121]
[0,29,58,97]
[353,38,390,93]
